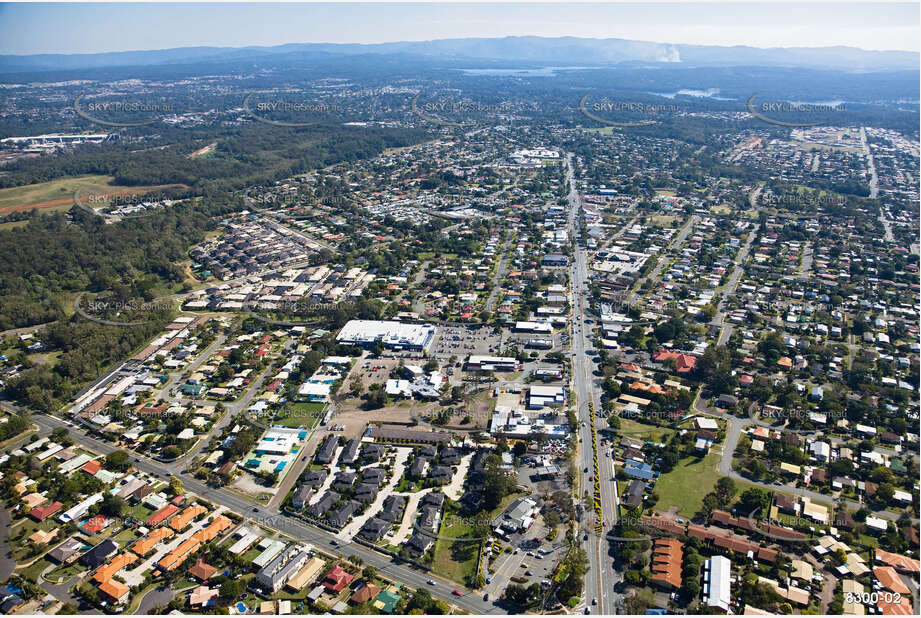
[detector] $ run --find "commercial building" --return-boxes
[465,355,520,372]
[527,385,566,408]
[492,497,538,534]
[336,320,437,352]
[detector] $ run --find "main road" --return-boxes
[27,413,500,614]
[565,153,622,614]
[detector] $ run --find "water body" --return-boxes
[789,100,847,107]
[459,66,593,76]
[649,88,735,101]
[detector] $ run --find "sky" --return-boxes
[0,2,918,55]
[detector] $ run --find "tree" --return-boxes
[482,454,512,511]
[736,488,770,516]
[99,494,125,518]
[105,450,131,472]
[51,426,72,446]
[169,475,184,496]
[220,579,242,599]
[362,565,377,581]
[512,441,528,458]
[681,578,700,601]
[405,589,435,613]
[715,477,737,506]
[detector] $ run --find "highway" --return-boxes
[27,413,500,614]
[565,153,623,615]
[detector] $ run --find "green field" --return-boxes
[0,174,180,216]
[654,451,721,517]
[0,174,117,211]
[431,503,483,585]
[273,402,326,427]
[582,126,616,135]
[616,417,675,443]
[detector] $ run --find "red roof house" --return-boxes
[322,565,355,592]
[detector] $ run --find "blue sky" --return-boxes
[0,2,917,55]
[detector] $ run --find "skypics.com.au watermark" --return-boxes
[74,292,173,327]
[73,95,175,127]
[411,93,512,127]
[578,93,674,128]
[242,92,345,127]
[749,402,846,428]
[411,514,494,542]
[762,192,845,208]
[74,188,176,220]
[607,513,685,542]
[243,299,355,327]
[746,93,846,128]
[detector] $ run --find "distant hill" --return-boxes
[1,36,917,73]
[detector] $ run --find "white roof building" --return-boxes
[336,320,437,351]
[704,556,732,612]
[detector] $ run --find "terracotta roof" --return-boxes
[873,566,911,594]
[350,582,381,604]
[876,549,920,573]
[650,537,683,589]
[132,527,174,556]
[189,559,218,582]
[877,596,913,615]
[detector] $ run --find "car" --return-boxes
[486,577,492,584]
[584,607,591,614]
[252,507,258,512]
[592,598,597,605]
[301,456,307,461]
[427,580,435,586]
[583,533,589,540]
[452,590,461,597]
[583,466,588,473]
[483,593,489,601]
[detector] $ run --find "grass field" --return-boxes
[582,126,616,135]
[273,402,326,428]
[0,174,182,215]
[654,451,721,517]
[431,499,495,585]
[616,417,675,443]
[431,493,521,584]
[0,174,117,212]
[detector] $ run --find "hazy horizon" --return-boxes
[0,2,918,56]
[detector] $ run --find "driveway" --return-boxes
[337,448,411,540]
